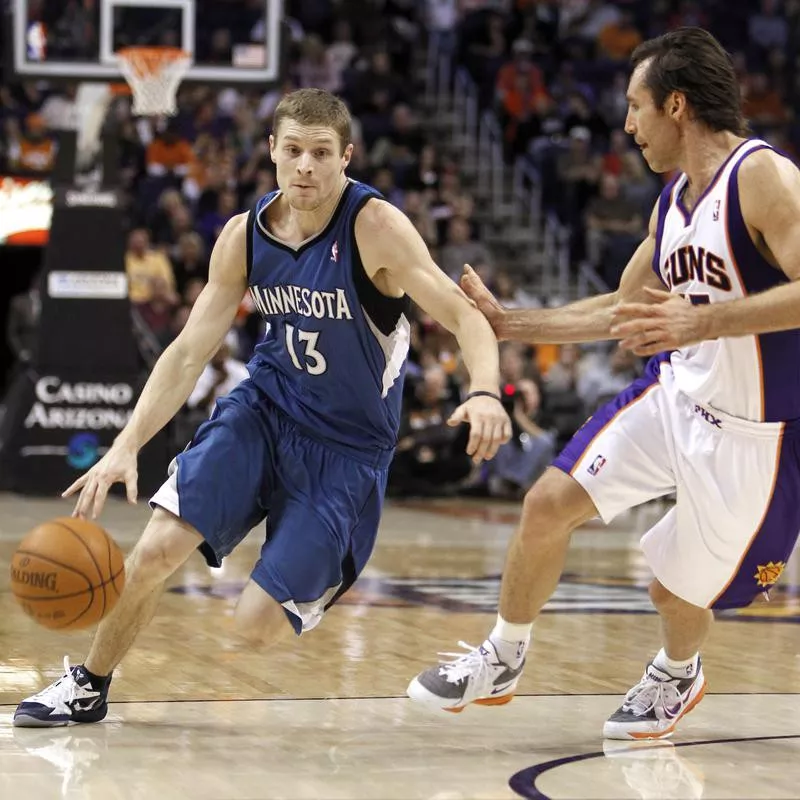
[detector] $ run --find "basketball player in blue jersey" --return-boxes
[13,88,511,727]
[409,27,800,739]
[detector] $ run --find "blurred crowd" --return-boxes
[4,0,793,500]
[452,0,798,285]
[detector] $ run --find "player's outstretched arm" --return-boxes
[63,213,249,519]
[355,199,511,464]
[612,150,800,355]
[462,203,663,345]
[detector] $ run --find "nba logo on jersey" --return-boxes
[26,22,47,61]
[330,241,338,262]
[587,455,606,476]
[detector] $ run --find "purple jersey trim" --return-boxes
[675,138,752,226]
[726,145,800,421]
[652,176,679,287]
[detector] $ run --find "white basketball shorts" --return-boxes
[553,354,800,609]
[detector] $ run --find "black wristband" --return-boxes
[465,390,502,402]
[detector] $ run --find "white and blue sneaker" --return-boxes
[407,640,524,713]
[14,657,110,728]
[603,659,706,740]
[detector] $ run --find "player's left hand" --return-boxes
[448,395,512,464]
[610,287,712,356]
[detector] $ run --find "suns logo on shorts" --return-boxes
[587,455,606,476]
[754,561,785,588]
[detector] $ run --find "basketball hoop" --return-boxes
[116,47,191,117]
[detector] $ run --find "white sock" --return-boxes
[488,614,532,667]
[652,647,699,679]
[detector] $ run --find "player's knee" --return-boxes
[231,611,287,651]
[127,510,201,587]
[520,469,593,539]
[233,582,293,647]
[649,579,678,610]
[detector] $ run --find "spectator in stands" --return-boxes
[742,71,789,130]
[496,38,550,120]
[541,343,586,451]
[439,216,492,281]
[577,343,642,410]
[556,126,601,229]
[596,10,643,63]
[145,119,194,183]
[402,190,438,246]
[6,272,43,365]
[149,189,186,245]
[125,228,177,304]
[170,232,209,295]
[182,277,206,308]
[426,0,459,58]
[349,48,408,116]
[296,34,339,93]
[327,20,358,92]
[584,173,644,286]
[186,341,249,417]
[462,11,508,107]
[544,343,581,394]
[372,167,405,208]
[499,341,533,385]
[133,275,180,345]
[561,91,610,144]
[198,188,239,250]
[598,70,629,128]
[486,378,555,499]
[161,204,195,255]
[748,0,788,62]
[498,65,553,161]
[389,364,471,497]
[492,270,539,309]
[8,113,55,173]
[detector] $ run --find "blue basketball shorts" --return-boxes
[150,378,391,634]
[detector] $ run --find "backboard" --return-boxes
[7,0,284,86]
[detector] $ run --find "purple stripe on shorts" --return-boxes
[553,352,670,476]
[711,424,800,610]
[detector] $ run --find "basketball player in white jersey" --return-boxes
[408,27,800,739]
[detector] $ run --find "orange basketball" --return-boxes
[10,517,126,631]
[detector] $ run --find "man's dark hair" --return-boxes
[630,27,748,135]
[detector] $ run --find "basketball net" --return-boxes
[116,46,192,117]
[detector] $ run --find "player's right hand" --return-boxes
[62,442,139,520]
[459,264,506,338]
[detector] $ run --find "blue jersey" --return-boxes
[245,179,411,461]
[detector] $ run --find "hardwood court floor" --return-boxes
[1,493,799,799]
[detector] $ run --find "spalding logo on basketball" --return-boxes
[10,517,126,630]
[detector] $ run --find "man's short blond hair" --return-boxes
[273,89,352,153]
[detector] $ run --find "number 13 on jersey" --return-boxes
[285,323,328,375]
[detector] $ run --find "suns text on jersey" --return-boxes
[662,245,733,292]
[249,284,354,321]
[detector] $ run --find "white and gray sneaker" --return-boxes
[14,657,110,728]
[407,640,524,713]
[603,659,706,740]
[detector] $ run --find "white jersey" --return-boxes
[654,138,800,423]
